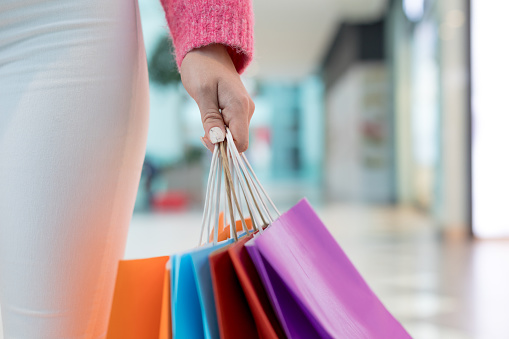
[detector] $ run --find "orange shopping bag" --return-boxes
[208,212,253,243]
[106,256,171,339]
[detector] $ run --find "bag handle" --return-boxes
[225,128,281,222]
[198,138,251,245]
[226,140,260,233]
[223,135,264,230]
[225,130,272,226]
[198,142,240,246]
[198,144,222,246]
[219,140,250,241]
[241,152,281,218]
[198,128,281,245]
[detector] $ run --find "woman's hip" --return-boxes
[0,0,148,98]
[0,0,150,159]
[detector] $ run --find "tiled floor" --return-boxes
[1,203,508,338]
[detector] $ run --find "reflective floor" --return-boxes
[1,203,508,338]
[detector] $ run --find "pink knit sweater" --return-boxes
[159,0,254,74]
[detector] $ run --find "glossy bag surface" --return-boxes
[107,256,171,339]
[171,240,232,339]
[209,237,259,339]
[228,236,286,339]
[246,199,411,339]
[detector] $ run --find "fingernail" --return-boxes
[209,127,225,144]
[200,137,208,149]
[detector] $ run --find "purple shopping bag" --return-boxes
[245,198,411,339]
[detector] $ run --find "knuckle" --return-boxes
[201,108,222,124]
[236,138,249,152]
[234,95,250,111]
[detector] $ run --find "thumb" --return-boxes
[197,97,226,145]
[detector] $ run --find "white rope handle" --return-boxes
[225,129,272,224]
[241,152,281,217]
[225,133,264,231]
[198,129,281,245]
[198,144,219,246]
[226,128,280,222]
[197,144,226,246]
[225,141,250,235]
[212,155,222,245]
[224,130,268,222]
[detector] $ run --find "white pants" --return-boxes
[0,0,150,337]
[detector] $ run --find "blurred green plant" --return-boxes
[148,36,181,84]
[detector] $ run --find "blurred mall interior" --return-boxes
[124,0,507,338]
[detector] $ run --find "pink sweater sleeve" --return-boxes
[159,0,254,74]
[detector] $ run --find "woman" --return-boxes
[0,0,254,337]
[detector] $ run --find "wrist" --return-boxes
[183,44,235,71]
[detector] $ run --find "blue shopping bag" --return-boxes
[170,133,263,339]
[171,239,233,339]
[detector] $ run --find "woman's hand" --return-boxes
[180,44,254,152]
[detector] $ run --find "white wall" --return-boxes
[325,63,392,202]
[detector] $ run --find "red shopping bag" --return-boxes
[209,234,286,339]
[107,256,171,339]
[229,235,286,339]
[209,236,259,339]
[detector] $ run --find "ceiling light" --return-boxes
[403,0,425,22]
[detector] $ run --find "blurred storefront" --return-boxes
[386,0,469,236]
[320,0,470,236]
[387,0,469,236]
[135,0,476,239]
[322,20,393,204]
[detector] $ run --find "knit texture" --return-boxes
[160,0,254,74]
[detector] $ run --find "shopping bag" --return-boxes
[246,198,411,339]
[210,234,287,339]
[171,137,254,339]
[171,239,233,339]
[203,127,286,338]
[107,256,171,339]
[159,266,171,339]
[209,235,259,339]
[208,213,253,242]
[228,235,286,339]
